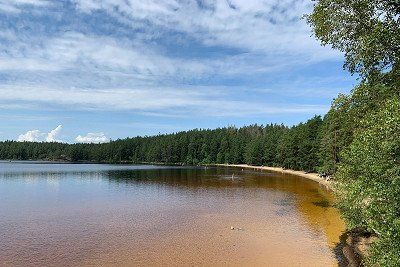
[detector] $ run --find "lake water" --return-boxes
[0,162,345,266]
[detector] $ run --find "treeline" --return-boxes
[0,116,325,172]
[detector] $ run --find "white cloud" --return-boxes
[17,125,64,142]
[0,0,341,76]
[17,129,43,142]
[46,125,62,142]
[0,32,210,76]
[75,132,109,143]
[72,0,340,60]
[0,84,328,117]
[0,3,20,13]
[0,0,51,13]
[15,0,49,5]
[0,58,63,72]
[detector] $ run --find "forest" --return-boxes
[0,0,399,265]
[0,118,323,171]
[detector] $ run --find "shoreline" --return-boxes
[2,160,332,188]
[214,164,332,188]
[215,164,373,266]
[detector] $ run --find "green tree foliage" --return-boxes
[319,75,400,174]
[244,137,264,165]
[336,99,400,266]
[309,0,400,264]
[307,0,400,76]
[277,116,323,172]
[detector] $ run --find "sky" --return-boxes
[0,0,356,143]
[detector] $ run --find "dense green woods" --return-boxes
[0,117,324,172]
[308,0,399,265]
[0,0,398,265]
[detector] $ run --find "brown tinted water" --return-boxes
[0,162,345,266]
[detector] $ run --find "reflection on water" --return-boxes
[0,162,345,266]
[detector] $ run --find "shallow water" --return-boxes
[0,162,345,266]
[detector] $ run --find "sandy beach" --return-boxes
[215,164,332,188]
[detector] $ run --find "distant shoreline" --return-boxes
[1,160,332,188]
[214,164,332,188]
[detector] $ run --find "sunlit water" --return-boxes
[0,161,345,266]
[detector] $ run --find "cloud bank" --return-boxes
[46,125,63,142]
[17,125,63,142]
[17,130,43,142]
[17,125,110,144]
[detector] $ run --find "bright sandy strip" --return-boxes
[215,164,331,188]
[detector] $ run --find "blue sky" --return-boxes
[0,0,356,143]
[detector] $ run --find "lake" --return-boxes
[0,162,345,266]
